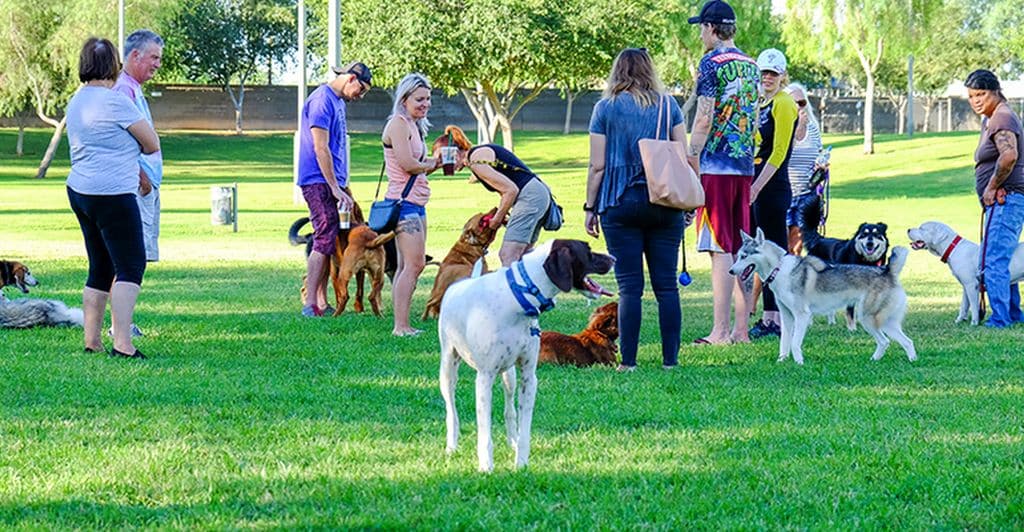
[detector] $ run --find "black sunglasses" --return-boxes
[796,99,807,107]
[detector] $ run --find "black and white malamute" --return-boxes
[0,293,84,329]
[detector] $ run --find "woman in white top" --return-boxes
[784,82,822,254]
[66,37,160,358]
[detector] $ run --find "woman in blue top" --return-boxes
[585,48,689,372]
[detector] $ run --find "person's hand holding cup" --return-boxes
[440,146,459,176]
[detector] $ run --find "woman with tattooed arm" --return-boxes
[967,69,1024,328]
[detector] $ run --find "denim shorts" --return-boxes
[399,201,426,221]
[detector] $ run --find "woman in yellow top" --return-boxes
[748,48,798,339]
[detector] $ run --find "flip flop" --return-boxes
[692,337,729,346]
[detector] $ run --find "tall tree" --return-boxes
[782,0,942,154]
[342,0,661,149]
[164,0,295,134]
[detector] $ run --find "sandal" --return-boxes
[692,337,730,346]
[111,348,147,359]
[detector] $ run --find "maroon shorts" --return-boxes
[696,174,752,254]
[301,183,339,255]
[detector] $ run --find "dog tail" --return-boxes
[288,217,311,246]
[796,193,824,250]
[63,306,85,327]
[471,257,485,278]
[887,246,909,277]
[365,230,397,249]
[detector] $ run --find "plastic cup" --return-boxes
[339,206,351,230]
[441,146,458,176]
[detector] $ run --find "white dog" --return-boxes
[437,239,614,472]
[908,221,1024,325]
[730,229,916,364]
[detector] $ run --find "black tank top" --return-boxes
[468,144,536,192]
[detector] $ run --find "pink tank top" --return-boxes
[383,115,431,206]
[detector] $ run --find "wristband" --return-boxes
[583,203,594,212]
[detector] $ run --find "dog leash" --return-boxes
[978,206,996,320]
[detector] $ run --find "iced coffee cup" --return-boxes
[441,146,458,176]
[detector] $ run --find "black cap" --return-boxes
[688,0,736,25]
[332,61,372,86]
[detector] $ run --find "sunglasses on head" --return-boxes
[796,99,807,107]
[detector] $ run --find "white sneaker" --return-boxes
[108,324,144,337]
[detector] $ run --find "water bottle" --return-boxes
[807,145,832,190]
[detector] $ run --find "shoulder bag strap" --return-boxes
[654,94,666,141]
[373,156,387,201]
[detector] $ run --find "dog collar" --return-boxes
[763,266,781,286]
[941,235,962,264]
[506,261,555,317]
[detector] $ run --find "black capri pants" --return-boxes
[68,187,146,290]
[751,181,791,313]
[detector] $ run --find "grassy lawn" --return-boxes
[1,127,1022,528]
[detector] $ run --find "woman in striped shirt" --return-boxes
[784,82,822,254]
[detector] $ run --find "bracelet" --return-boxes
[583,203,594,212]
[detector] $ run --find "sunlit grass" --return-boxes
[1,128,1022,528]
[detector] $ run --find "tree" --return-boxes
[342,0,662,149]
[782,0,942,154]
[164,0,295,135]
[0,0,101,177]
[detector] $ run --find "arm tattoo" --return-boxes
[695,96,714,122]
[994,130,1018,155]
[989,130,1019,188]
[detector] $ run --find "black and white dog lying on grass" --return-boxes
[0,290,84,329]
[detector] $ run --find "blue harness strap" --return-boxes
[505,261,555,317]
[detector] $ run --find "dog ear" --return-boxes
[755,227,765,244]
[740,230,752,243]
[878,222,888,232]
[543,245,576,292]
[856,223,869,234]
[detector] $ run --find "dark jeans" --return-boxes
[67,187,146,289]
[601,183,685,367]
[751,184,791,312]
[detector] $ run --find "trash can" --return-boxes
[211,184,238,231]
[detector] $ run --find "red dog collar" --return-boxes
[941,235,962,264]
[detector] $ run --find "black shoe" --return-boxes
[84,347,106,354]
[749,319,781,339]
[111,348,147,359]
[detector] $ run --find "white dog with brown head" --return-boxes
[437,239,614,472]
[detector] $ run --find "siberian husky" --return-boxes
[0,295,84,329]
[729,228,916,364]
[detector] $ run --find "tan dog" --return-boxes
[421,208,501,320]
[539,302,619,367]
[0,260,39,294]
[329,224,396,316]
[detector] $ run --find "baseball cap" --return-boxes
[688,0,736,24]
[757,48,787,74]
[331,61,373,86]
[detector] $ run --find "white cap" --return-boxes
[757,48,787,74]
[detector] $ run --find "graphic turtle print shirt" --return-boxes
[696,47,761,176]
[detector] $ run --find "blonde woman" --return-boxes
[382,73,441,336]
[585,48,688,371]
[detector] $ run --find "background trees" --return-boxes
[163,0,296,135]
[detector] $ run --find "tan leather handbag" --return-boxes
[638,95,704,210]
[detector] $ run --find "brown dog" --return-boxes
[421,208,501,320]
[539,302,619,367]
[0,260,39,294]
[329,224,396,316]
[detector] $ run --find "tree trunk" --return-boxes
[923,102,932,133]
[35,116,66,179]
[562,90,575,135]
[863,73,875,154]
[226,83,246,135]
[499,120,514,151]
[461,87,493,144]
[16,114,26,157]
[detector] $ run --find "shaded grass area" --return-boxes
[2,128,1023,528]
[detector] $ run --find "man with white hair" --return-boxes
[113,29,164,263]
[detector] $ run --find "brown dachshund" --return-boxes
[539,302,619,367]
[421,208,501,320]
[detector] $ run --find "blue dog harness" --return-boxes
[505,261,555,319]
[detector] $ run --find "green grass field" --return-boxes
[1,128,1022,528]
